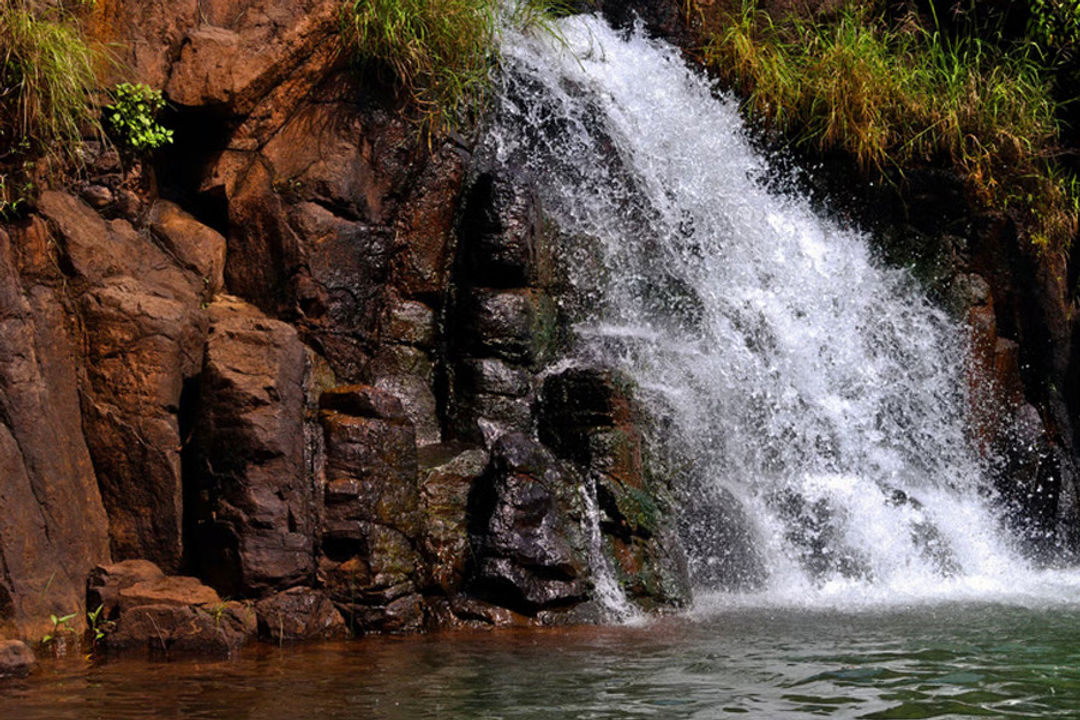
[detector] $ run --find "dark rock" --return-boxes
[87,560,166,620]
[463,289,557,366]
[468,433,590,612]
[319,386,424,633]
[254,587,347,643]
[188,297,314,596]
[0,640,35,679]
[320,384,406,421]
[459,172,546,288]
[418,444,489,594]
[107,602,256,656]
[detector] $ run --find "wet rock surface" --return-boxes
[0,640,35,679]
[254,587,347,643]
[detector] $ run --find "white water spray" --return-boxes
[485,13,1080,608]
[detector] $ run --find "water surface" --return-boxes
[5,603,1080,719]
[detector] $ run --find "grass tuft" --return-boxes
[699,0,1078,249]
[339,0,571,138]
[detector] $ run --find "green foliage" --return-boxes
[104,82,173,153]
[340,0,570,136]
[86,603,114,648]
[1029,0,1080,58]
[41,612,77,646]
[0,1,101,163]
[702,0,1078,248]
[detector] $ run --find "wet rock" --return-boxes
[539,368,691,609]
[468,433,590,612]
[254,587,347,643]
[459,172,546,288]
[118,576,221,611]
[87,560,166,620]
[319,385,424,633]
[0,640,35,679]
[419,444,489,594]
[463,288,557,366]
[107,602,256,656]
[188,297,314,596]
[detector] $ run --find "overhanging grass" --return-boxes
[700,0,1078,248]
[0,1,101,164]
[339,0,570,137]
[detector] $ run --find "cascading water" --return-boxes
[482,12,1080,609]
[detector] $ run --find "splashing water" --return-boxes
[481,12,1080,609]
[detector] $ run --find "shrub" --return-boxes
[104,83,173,153]
[699,0,1078,248]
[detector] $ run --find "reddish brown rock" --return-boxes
[118,576,221,612]
[148,200,227,297]
[107,602,256,656]
[254,587,347,642]
[87,560,166,620]
[0,640,36,678]
[0,228,111,641]
[188,297,314,596]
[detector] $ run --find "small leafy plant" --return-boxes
[41,612,77,646]
[103,82,173,153]
[86,603,114,648]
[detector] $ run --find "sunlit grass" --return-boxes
[700,0,1078,248]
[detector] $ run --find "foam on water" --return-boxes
[484,11,1080,610]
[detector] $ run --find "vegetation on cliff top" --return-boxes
[0,0,102,215]
[694,0,1079,249]
[339,0,568,137]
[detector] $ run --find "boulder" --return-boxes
[87,560,166,620]
[148,200,227,296]
[468,433,591,612]
[187,297,314,596]
[118,576,221,612]
[0,640,35,679]
[463,289,557,366]
[107,602,256,656]
[0,227,111,640]
[37,190,208,571]
[254,587,347,643]
[539,368,691,609]
[458,172,546,288]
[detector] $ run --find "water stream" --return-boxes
[481,12,1080,608]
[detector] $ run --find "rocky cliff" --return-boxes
[0,0,1077,652]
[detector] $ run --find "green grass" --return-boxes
[700,0,1078,248]
[0,0,103,215]
[339,0,569,137]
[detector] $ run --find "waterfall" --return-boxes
[481,12,1080,608]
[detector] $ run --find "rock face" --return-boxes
[186,297,314,597]
[468,433,592,613]
[3,0,1074,651]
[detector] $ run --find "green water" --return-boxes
[3,604,1080,719]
